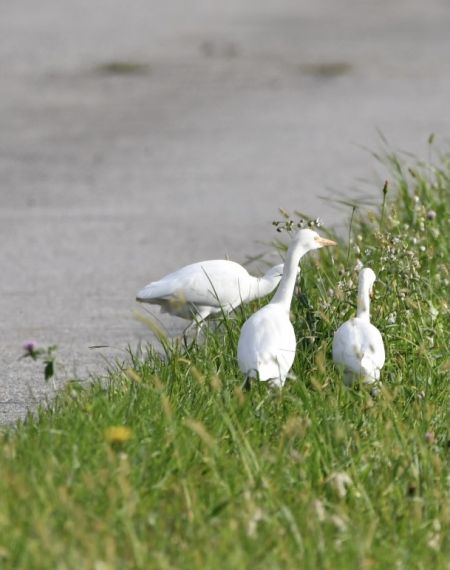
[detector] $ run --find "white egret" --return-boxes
[237,229,336,388]
[332,267,385,386]
[136,260,285,332]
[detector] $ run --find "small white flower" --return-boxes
[354,259,364,272]
[387,312,397,325]
[429,304,439,321]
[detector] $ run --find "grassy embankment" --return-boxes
[0,150,448,569]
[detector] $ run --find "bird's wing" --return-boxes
[196,262,252,308]
[238,306,296,381]
[359,323,385,377]
[333,321,361,372]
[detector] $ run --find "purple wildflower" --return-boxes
[23,340,37,355]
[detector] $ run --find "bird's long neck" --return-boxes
[356,277,371,321]
[245,274,274,302]
[270,244,306,311]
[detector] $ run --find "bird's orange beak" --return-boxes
[314,237,337,247]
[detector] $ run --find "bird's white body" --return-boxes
[333,318,385,385]
[237,304,296,388]
[237,229,336,388]
[136,260,284,323]
[332,268,385,386]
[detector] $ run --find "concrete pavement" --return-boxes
[1,0,450,422]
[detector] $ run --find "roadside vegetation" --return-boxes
[0,148,448,569]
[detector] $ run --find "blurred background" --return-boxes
[1,0,450,422]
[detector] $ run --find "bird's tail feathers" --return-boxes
[136,285,155,302]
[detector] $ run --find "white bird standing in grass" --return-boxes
[332,267,385,386]
[237,229,336,388]
[136,260,285,333]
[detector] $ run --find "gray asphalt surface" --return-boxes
[2,0,450,423]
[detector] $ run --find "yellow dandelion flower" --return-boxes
[104,426,133,445]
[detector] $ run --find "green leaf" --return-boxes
[44,361,54,381]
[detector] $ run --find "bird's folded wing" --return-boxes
[361,325,385,369]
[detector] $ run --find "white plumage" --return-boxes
[332,267,385,386]
[237,229,336,388]
[136,260,285,328]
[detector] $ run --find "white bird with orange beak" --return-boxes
[332,267,385,386]
[237,229,336,388]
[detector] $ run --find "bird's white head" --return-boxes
[359,267,377,296]
[291,228,337,252]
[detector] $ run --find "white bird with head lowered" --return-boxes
[136,260,285,332]
[237,229,336,388]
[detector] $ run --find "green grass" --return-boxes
[1,150,449,569]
